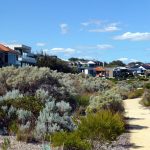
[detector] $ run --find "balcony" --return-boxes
[18,56,36,64]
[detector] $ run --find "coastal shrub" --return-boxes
[2,96,43,117]
[128,89,144,99]
[141,89,150,106]
[58,74,78,96]
[76,94,90,107]
[0,90,23,102]
[51,131,91,150]
[80,77,112,93]
[87,89,124,113]
[16,130,35,143]
[36,100,75,139]
[8,121,18,135]
[35,88,49,103]
[0,105,17,133]
[0,66,49,89]
[73,94,91,116]
[0,82,6,96]
[16,131,28,142]
[1,138,11,150]
[116,82,133,99]
[138,76,149,81]
[144,82,150,89]
[78,110,125,142]
[0,96,43,134]
[17,109,32,125]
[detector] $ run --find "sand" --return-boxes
[124,98,150,150]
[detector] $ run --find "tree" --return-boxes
[107,60,126,67]
[68,57,87,62]
[128,62,143,67]
[36,54,78,73]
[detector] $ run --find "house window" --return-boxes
[5,53,8,63]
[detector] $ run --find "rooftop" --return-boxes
[0,44,18,54]
[95,67,106,71]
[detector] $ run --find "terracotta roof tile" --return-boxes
[0,44,18,54]
[95,67,106,71]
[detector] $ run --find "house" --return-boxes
[95,67,106,77]
[69,60,104,76]
[105,68,115,78]
[78,61,97,76]
[128,64,149,76]
[5,44,36,66]
[113,67,133,79]
[0,44,18,67]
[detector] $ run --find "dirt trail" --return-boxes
[124,98,150,150]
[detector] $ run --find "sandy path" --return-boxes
[124,98,150,150]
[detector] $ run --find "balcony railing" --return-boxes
[18,56,36,64]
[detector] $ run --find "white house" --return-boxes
[6,44,36,66]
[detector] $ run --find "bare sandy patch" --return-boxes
[124,98,150,150]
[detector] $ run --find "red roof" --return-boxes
[95,67,106,71]
[0,44,18,54]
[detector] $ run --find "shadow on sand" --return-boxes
[126,124,148,130]
[124,143,143,149]
[125,117,144,121]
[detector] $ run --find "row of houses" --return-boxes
[1,43,150,79]
[69,60,150,79]
[0,44,36,67]
[69,60,113,78]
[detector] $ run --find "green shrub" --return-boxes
[36,54,78,73]
[78,110,125,142]
[16,130,36,143]
[141,89,150,106]
[138,77,149,81]
[1,138,11,150]
[2,96,43,117]
[144,83,150,89]
[108,78,118,84]
[16,130,28,142]
[76,94,90,107]
[8,121,18,135]
[128,89,144,99]
[116,82,133,99]
[51,131,91,150]
[87,89,124,113]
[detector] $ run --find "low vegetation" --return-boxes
[128,88,144,99]
[141,89,150,106]
[52,110,125,149]
[0,66,149,149]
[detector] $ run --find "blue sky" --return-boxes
[1,0,150,63]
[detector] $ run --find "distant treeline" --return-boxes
[36,55,144,73]
[36,54,78,73]
[69,57,144,68]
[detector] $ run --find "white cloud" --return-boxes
[96,44,113,49]
[129,59,139,62]
[81,19,102,26]
[36,42,46,47]
[118,57,129,62]
[104,23,120,32]
[89,23,120,32]
[77,44,113,50]
[118,57,139,63]
[51,47,75,54]
[60,23,69,34]
[114,32,150,41]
